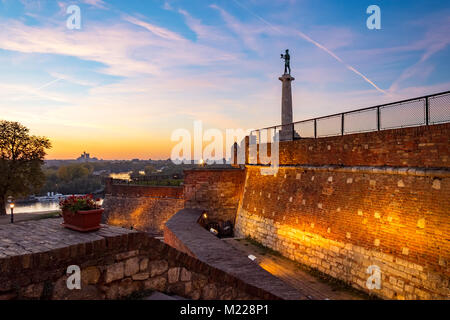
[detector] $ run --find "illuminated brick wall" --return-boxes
[103,180,184,235]
[184,168,246,224]
[254,123,449,167]
[103,168,246,234]
[236,124,450,300]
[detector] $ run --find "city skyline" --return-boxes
[0,0,449,159]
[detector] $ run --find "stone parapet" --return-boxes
[164,208,304,300]
[0,218,281,300]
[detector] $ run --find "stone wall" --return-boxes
[163,208,303,300]
[235,165,449,300]
[252,123,449,168]
[105,181,184,198]
[0,219,276,300]
[184,168,246,223]
[103,180,184,235]
[236,124,450,300]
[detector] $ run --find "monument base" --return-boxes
[279,74,295,141]
[279,129,293,141]
[278,129,300,141]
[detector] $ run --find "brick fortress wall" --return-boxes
[103,167,246,234]
[103,179,185,236]
[262,123,449,167]
[183,168,246,224]
[236,123,450,300]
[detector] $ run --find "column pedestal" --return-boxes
[279,74,295,141]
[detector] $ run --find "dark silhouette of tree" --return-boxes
[0,120,51,215]
[144,165,156,176]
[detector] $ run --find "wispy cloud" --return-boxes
[225,0,387,94]
[389,14,450,92]
[123,15,185,41]
[0,78,66,103]
[81,0,107,10]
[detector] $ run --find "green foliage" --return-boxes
[0,120,51,215]
[57,163,93,182]
[132,179,183,186]
[40,163,102,196]
[144,165,156,176]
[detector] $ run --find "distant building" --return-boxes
[77,151,99,162]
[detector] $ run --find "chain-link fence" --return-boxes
[249,91,450,164]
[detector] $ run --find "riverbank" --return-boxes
[0,211,61,225]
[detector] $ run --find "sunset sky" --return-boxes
[0,0,449,159]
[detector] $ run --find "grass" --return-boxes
[28,211,62,221]
[241,236,284,258]
[132,179,184,186]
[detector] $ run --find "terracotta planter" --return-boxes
[62,209,104,232]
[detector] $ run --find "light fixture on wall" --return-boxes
[209,228,219,236]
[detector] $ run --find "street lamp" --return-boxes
[7,196,14,224]
[10,203,15,223]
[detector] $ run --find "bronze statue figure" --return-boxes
[281,49,291,75]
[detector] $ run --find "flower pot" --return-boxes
[62,209,104,232]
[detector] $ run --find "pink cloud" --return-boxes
[81,0,107,10]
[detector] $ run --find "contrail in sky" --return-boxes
[230,0,387,95]
[35,78,63,91]
[12,78,63,101]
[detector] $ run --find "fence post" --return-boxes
[425,97,429,125]
[314,119,317,138]
[377,107,381,131]
[341,113,345,136]
[257,130,260,165]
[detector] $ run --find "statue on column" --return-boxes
[281,49,291,75]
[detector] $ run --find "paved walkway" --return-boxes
[224,238,368,300]
[0,218,136,258]
[165,209,305,300]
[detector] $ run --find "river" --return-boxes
[4,198,104,215]
[4,172,131,215]
[4,201,60,214]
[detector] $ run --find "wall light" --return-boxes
[248,254,257,261]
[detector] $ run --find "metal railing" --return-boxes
[250,90,450,146]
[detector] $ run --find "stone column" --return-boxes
[279,74,295,141]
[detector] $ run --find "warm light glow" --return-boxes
[10,203,15,209]
[202,213,208,219]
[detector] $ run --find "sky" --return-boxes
[0,0,449,160]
